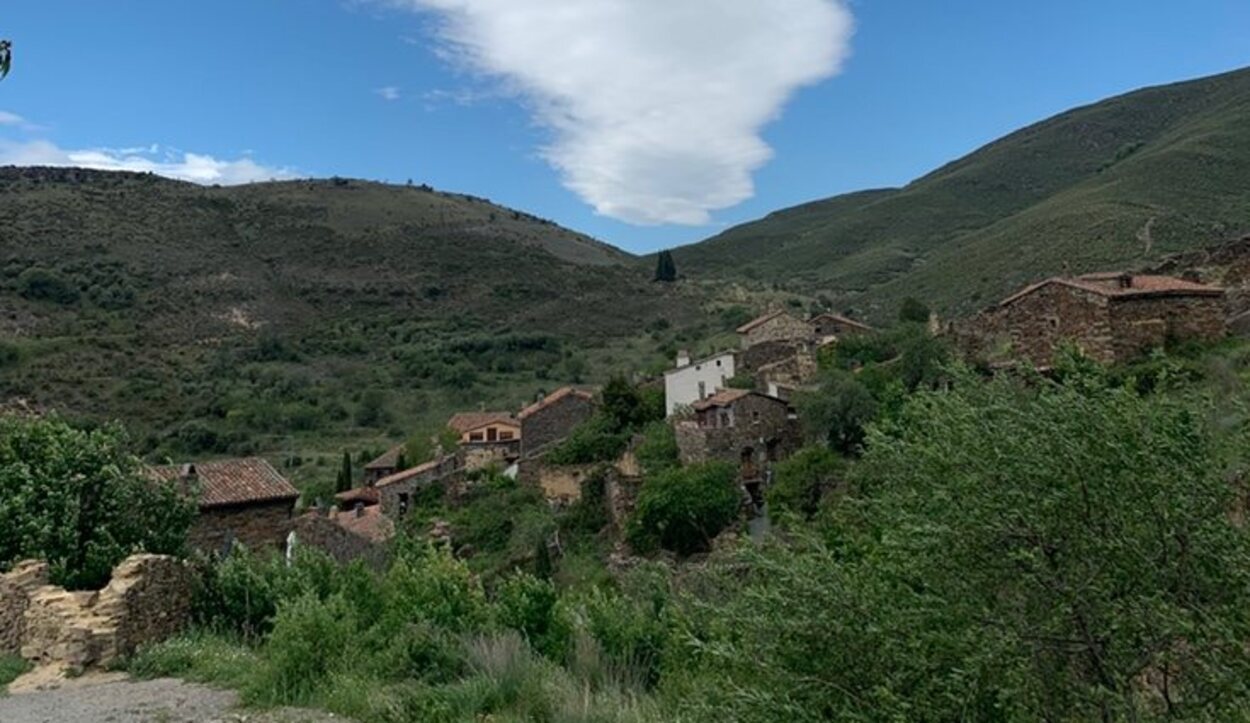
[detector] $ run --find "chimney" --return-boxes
[354,501,365,518]
[1117,273,1133,289]
[676,349,691,368]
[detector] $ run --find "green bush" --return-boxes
[546,413,629,465]
[628,463,740,556]
[794,370,877,454]
[17,267,79,305]
[0,341,19,368]
[0,416,195,589]
[633,420,678,474]
[493,573,570,661]
[0,653,30,691]
[767,446,843,518]
[248,592,357,705]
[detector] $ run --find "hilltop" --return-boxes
[674,66,1250,320]
[0,168,708,461]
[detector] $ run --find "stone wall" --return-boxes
[676,395,799,470]
[2,554,191,671]
[1108,295,1226,360]
[190,499,296,555]
[460,440,521,472]
[741,313,813,349]
[606,473,643,532]
[521,394,596,458]
[738,340,800,375]
[378,456,458,519]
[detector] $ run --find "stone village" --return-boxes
[0,266,1232,673]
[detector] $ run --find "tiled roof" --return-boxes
[335,486,380,506]
[376,457,446,488]
[736,310,785,334]
[149,458,299,510]
[518,387,595,419]
[330,505,395,544]
[447,411,519,434]
[1000,273,1224,307]
[690,388,752,411]
[809,313,874,332]
[364,445,404,470]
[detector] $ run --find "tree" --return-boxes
[897,296,930,324]
[0,39,11,81]
[794,369,878,454]
[628,462,740,555]
[335,451,352,493]
[767,446,843,517]
[653,250,678,283]
[0,416,195,589]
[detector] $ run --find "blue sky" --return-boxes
[0,1,1248,254]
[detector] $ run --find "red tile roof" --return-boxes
[376,457,446,488]
[690,388,752,411]
[736,310,786,334]
[363,445,404,471]
[149,458,299,510]
[1000,273,1224,307]
[447,411,519,434]
[330,505,395,544]
[518,387,595,420]
[335,486,380,506]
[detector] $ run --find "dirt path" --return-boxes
[0,669,345,723]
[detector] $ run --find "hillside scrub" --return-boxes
[0,415,195,589]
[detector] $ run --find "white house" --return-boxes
[663,350,736,417]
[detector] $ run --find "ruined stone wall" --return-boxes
[738,340,799,375]
[0,561,47,656]
[1109,295,1226,361]
[741,314,813,349]
[521,394,596,458]
[378,456,458,519]
[460,441,520,472]
[606,473,643,532]
[2,555,191,670]
[190,499,295,554]
[292,515,391,569]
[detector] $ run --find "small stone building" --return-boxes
[519,387,596,458]
[362,445,405,485]
[674,389,800,482]
[808,313,874,341]
[149,458,299,554]
[376,454,459,519]
[292,506,394,569]
[736,310,814,349]
[448,411,523,471]
[966,272,1226,368]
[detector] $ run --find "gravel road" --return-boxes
[0,675,344,723]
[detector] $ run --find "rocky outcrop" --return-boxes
[0,554,192,671]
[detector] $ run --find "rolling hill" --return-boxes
[0,168,708,465]
[674,65,1250,320]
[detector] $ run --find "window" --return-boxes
[398,493,410,517]
[719,411,731,428]
[715,359,722,367]
[1048,317,1059,329]
[487,427,498,442]
[500,430,514,441]
[752,411,761,422]
[470,431,484,442]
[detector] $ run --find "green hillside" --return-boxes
[0,168,709,465]
[675,65,1250,320]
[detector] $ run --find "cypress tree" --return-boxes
[336,451,353,493]
[654,250,678,282]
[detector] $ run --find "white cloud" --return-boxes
[391,0,853,225]
[0,111,25,126]
[0,139,296,185]
[375,85,402,101]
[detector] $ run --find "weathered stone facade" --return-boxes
[519,389,596,458]
[461,440,521,472]
[737,311,814,349]
[377,455,459,519]
[189,499,296,555]
[1,555,192,670]
[737,339,802,375]
[960,275,1227,368]
[809,313,874,340]
[675,391,800,478]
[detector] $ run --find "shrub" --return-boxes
[248,592,356,705]
[767,446,843,518]
[0,341,19,368]
[633,420,678,474]
[17,267,79,305]
[794,370,877,454]
[494,573,570,661]
[0,416,195,589]
[628,463,740,556]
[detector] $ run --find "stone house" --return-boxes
[809,313,874,341]
[663,349,736,417]
[519,386,597,458]
[375,454,459,519]
[448,411,522,471]
[966,272,1226,368]
[149,458,299,554]
[292,506,394,569]
[362,445,405,485]
[736,310,813,349]
[674,389,800,490]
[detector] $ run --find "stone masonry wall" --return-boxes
[292,514,391,569]
[2,554,191,671]
[676,395,798,468]
[521,394,596,458]
[190,499,296,555]
[1109,295,1226,361]
[0,561,47,656]
[741,313,814,349]
[999,284,1115,367]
